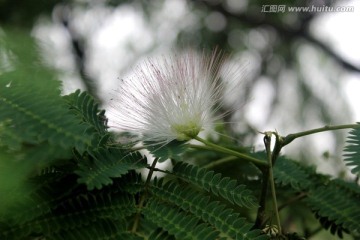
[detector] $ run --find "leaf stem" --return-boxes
[261,123,360,168]
[282,123,360,146]
[254,167,269,228]
[131,158,158,233]
[202,156,238,169]
[192,136,268,168]
[264,133,282,234]
[278,192,307,211]
[262,192,307,226]
[254,123,359,231]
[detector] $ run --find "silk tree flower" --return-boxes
[110,50,228,146]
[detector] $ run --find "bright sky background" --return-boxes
[32,0,360,176]
[312,0,360,120]
[33,0,360,120]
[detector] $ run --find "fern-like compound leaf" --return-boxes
[148,228,175,240]
[171,162,258,208]
[145,140,186,162]
[64,90,108,135]
[2,171,78,226]
[144,199,219,240]
[150,179,268,240]
[51,219,142,240]
[343,126,360,174]
[306,180,360,233]
[76,148,147,190]
[332,179,360,196]
[1,192,136,239]
[0,84,94,153]
[273,157,312,191]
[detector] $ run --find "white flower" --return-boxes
[110,50,226,145]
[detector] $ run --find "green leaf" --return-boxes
[0,27,61,92]
[75,148,147,190]
[0,148,36,218]
[148,228,175,240]
[150,179,268,240]
[343,125,360,174]
[171,162,258,208]
[145,140,186,162]
[1,192,136,239]
[306,180,360,233]
[0,84,94,153]
[64,90,108,135]
[51,219,139,240]
[144,199,219,240]
[273,157,312,191]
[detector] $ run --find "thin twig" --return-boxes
[263,192,307,225]
[131,158,159,233]
[278,192,307,211]
[264,133,282,234]
[192,136,268,168]
[202,156,237,169]
[282,124,360,146]
[254,167,269,229]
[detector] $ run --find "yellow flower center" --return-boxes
[171,121,201,141]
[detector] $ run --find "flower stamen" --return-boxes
[109,49,227,145]
[171,120,202,141]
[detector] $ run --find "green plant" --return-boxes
[1,31,359,240]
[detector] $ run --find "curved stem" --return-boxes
[262,192,307,226]
[131,158,158,233]
[278,192,307,211]
[254,123,359,231]
[263,123,360,167]
[254,167,269,228]
[202,156,238,169]
[282,123,359,146]
[192,136,268,168]
[187,143,215,152]
[264,133,282,234]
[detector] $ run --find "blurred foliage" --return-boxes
[0,27,60,91]
[0,27,64,214]
[0,0,70,27]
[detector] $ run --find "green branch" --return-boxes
[254,168,269,229]
[278,192,307,212]
[202,156,238,169]
[261,123,360,166]
[192,136,268,168]
[282,123,360,146]
[264,133,282,234]
[131,158,158,233]
[254,123,359,231]
[263,192,307,226]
